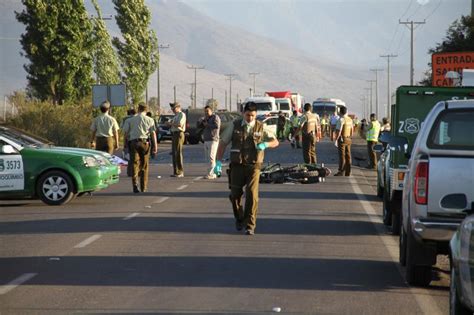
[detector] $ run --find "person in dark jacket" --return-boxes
[198,105,221,179]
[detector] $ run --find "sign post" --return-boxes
[92,84,126,107]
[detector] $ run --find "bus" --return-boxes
[312,98,346,118]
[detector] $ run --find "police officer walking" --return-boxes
[289,110,301,148]
[366,113,381,169]
[216,102,279,235]
[90,101,120,155]
[296,103,320,164]
[168,102,186,177]
[334,106,353,176]
[122,103,158,193]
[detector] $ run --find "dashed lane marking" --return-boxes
[123,212,140,220]
[0,273,38,295]
[193,176,203,181]
[153,197,169,204]
[349,176,443,315]
[177,184,188,191]
[74,234,102,249]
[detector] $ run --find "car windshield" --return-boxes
[428,109,474,150]
[312,103,336,117]
[277,102,290,110]
[0,127,51,148]
[158,115,173,124]
[255,102,272,111]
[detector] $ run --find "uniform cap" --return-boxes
[170,102,181,108]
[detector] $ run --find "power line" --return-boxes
[424,0,442,20]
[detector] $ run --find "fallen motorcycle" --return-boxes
[260,163,331,184]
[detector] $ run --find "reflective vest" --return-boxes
[230,119,264,166]
[321,118,327,125]
[341,116,353,137]
[302,112,318,134]
[366,120,381,142]
[290,115,300,128]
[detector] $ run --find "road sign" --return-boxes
[92,84,126,107]
[432,51,474,87]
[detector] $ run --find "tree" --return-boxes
[16,0,94,104]
[206,98,219,111]
[420,15,474,86]
[91,0,121,85]
[112,0,159,104]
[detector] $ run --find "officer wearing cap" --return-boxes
[295,103,320,164]
[334,106,353,176]
[216,102,279,235]
[168,102,186,177]
[122,102,158,193]
[90,101,120,155]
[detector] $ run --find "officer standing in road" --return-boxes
[366,113,381,169]
[198,105,221,179]
[289,110,301,148]
[168,102,186,177]
[122,103,157,193]
[216,102,279,235]
[121,108,137,177]
[295,103,320,164]
[90,101,120,155]
[334,106,353,176]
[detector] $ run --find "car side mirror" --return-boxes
[373,144,384,153]
[1,145,16,154]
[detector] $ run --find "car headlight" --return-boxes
[458,218,474,308]
[83,156,99,167]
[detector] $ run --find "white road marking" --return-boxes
[349,176,442,315]
[153,197,169,204]
[0,273,38,295]
[177,184,188,191]
[193,176,203,181]
[74,234,102,248]
[123,212,140,220]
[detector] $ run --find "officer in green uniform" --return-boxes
[334,106,353,176]
[366,113,381,169]
[90,101,120,155]
[295,103,320,164]
[168,102,186,177]
[216,102,279,235]
[289,110,301,148]
[122,103,157,193]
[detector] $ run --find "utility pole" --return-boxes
[187,65,205,109]
[249,72,259,96]
[173,85,177,103]
[249,88,252,97]
[370,68,383,118]
[157,44,170,113]
[399,20,426,85]
[188,83,195,106]
[211,88,214,99]
[225,74,237,111]
[225,90,228,111]
[380,54,397,119]
[365,81,375,115]
[360,96,366,120]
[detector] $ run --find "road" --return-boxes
[0,137,449,314]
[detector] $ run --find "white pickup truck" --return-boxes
[399,99,474,287]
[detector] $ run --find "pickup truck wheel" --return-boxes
[37,170,76,206]
[450,268,471,315]
[399,225,407,266]
[382,191,392,226]
[405,227,432,287]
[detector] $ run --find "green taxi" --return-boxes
[0,126,120,205]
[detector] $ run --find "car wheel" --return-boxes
[37,170,76,206]
[450,268,471,315]
[382,190,392,226]
[399,225,407,266]
[405,226,432,287]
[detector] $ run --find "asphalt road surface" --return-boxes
[0,137,450,314]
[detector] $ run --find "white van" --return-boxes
[275,98,292,117]
[242,96,277,117]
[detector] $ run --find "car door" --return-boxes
[0,140,25,192]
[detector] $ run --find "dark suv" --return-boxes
[157,114,174,142]
[184,109,240,144]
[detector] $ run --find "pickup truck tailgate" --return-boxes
[428,157,474,214]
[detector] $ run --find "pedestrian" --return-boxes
[330,113,339,141]
[321,115,328,138]
[289,110,301,148]
[334,106,353,176]
[90,101,119,155]
[146,111,157,159]
[122,108,137,177]
[122,103,158,193]
[380,117,391,133]
[277,111,286,141]
[198,105,221,179]
[168,102,186,177]
[366,113,381,169]
[215,102,279,235]
[359,118,367,139]
[295,103,320,164]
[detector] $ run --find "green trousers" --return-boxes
[95,136,114,155]
[302,133,317,164]
[130,139,150,191]
[229,163,261,231]
[338,137,352,175]
[172,131,185,175]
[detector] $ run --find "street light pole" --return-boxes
[157,44,169,113]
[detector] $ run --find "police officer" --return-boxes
[366,113,381,169]
[334,106,353,176]
[216,102,279,235]
[121,108,136,177]
[289,110,301,148]
[168,102,186,177]
[122,103,157,193]
[296,103,320,164]
[90,101,119,155]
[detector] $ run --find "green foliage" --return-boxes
[112,0,159,105]
[91,0,121,85]
[420,15,474,86]
[15,0,95,104]
[206,98,219,111]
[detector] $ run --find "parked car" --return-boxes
[399,99,474,286]
[184,109,240,144]
[157,114,174,142]
[0,126,120,205]
[449,215,474,315]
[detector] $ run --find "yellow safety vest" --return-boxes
[366,120,381,142]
